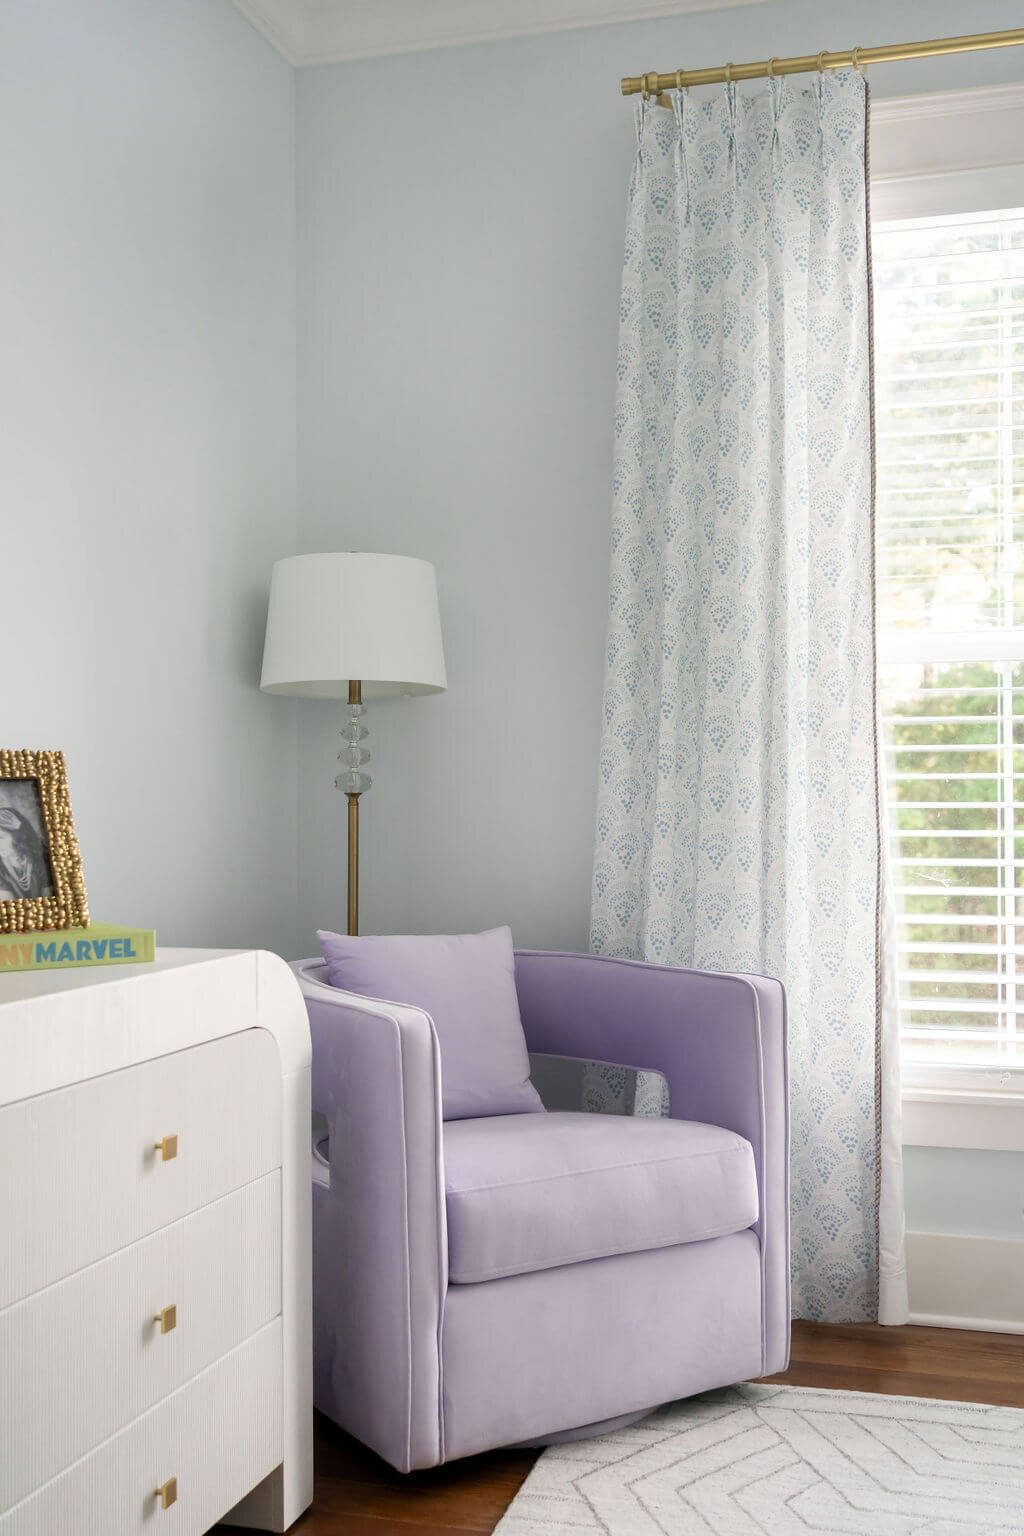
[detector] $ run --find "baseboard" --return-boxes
[906,1232,1024,1334]
[908,1311,1024,1336]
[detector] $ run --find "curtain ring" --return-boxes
[724,61,734,85]
[816,50,828,74]
[767,56,778,79]
[641,70,658,99]
[852,46,865,75]
[675,67,685,93]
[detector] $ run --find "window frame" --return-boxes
[870,84,1024,1109]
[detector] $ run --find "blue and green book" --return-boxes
[0,923,156,973]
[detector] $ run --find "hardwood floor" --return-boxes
[230,1322,1024,1534]
[289,1426,536,1536]
[763,1319,1024,1410]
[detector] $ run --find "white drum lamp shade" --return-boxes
[260,553,447,698]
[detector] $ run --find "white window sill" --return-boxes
[903,1063,1024,1100]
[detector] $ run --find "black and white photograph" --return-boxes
[0,778,55,902]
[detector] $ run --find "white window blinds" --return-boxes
[874,206,1024,1067]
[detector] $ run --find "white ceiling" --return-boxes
[232,0,780,69]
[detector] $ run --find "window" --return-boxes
[874,206,1024,1072]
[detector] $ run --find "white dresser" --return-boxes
[0,949,313,1535]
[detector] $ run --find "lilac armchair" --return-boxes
[295,949,789,1472]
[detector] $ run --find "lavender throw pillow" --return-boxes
[316,926,544,1122]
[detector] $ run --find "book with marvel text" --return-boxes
[0,923,156,973]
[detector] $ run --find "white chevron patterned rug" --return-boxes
[494,1384,1024,1534]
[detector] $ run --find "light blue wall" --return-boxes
[294,0,1024,953]
[2,0,299,952]
[6,1,1019,1255]
[903,1146,1024,1241]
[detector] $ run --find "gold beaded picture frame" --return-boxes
[0,750,89,934]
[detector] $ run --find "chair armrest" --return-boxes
[293,960,447,1471]
[514,950,790,1374]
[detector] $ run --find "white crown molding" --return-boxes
[871,80,1024,125]
[233,0,786,69]
[233,0,305,64]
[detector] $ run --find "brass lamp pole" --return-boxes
[343,680,364,936]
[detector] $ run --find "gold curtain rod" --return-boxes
[621,27,1024,97]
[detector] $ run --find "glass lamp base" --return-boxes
[336,701,371,794]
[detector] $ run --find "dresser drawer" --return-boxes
[0,1319,282,1536]
[0,1029,281,1309]
[0,1174,281,1513]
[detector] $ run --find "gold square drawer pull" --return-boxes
[156,1477,178,1510]
[154,1134,178,1162]
[154,1304,177,1334]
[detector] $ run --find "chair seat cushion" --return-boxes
[443,1111,759,1284]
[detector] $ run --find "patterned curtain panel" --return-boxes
[591,75,887,1322]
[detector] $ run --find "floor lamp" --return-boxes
[261,552,447,935]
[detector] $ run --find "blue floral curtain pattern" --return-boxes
[591,75,883,1322]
